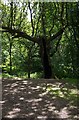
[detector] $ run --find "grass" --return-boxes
[2,73,78,87]
[2,72,41,79]
[62,77,78,86]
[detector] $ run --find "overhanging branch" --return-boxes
[1,26,38,43]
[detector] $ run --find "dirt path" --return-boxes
[1,78,79,120]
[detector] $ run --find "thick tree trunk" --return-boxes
[40,37,53,79]
[43,54,52,79]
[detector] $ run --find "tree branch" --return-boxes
[35,14,40,36]
[28,2,34,36]
[49,25,67,41]
[50,34,62,57]
[60,3,64,26]
[10,2,13,28]
[2,26,38,43]
[41,3,46,36]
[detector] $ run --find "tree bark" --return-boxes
[9,41,12,75]
[27,51,31,79]
[39,37,53,79]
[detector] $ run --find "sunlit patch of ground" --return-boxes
[1,78,79,120]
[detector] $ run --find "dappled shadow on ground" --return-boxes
[1,78,79,120]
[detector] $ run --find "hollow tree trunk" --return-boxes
[40,37,53,79]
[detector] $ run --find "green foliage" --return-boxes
[1,2,79,80]
[62,78,78,86]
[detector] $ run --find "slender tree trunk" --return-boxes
[27,49,31,79]
[28,59,31,79]
[28,69,30,78]
[9,41,12,75]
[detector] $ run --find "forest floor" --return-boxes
[1,78,79,120]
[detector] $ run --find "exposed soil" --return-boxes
[1,78,79,120]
